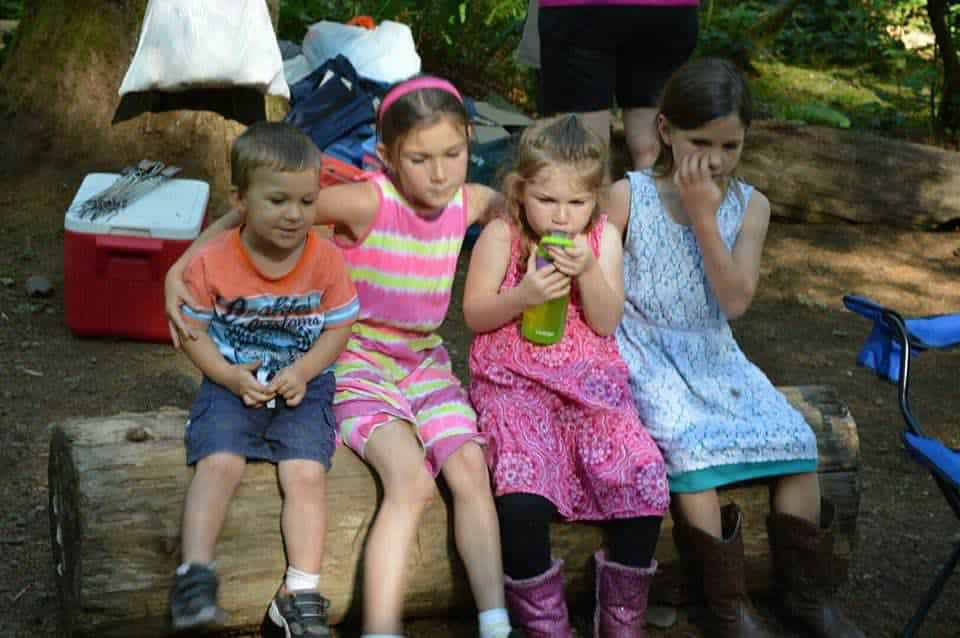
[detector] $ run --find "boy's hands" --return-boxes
[674,152,724,227]
[165,265,200,349]
[225,360,275,407]
[267,367,308,408]
[546,234,596,279]
[518,248,571,307]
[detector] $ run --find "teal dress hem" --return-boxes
[669,459,818,493]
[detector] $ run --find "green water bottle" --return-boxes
[521,232,573,345]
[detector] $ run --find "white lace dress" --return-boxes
[614,171,817,493]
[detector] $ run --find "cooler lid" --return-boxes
[64,172,209,240]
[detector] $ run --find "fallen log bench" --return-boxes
[48,384,860,637]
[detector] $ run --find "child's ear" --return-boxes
[656,114,672,146]
[375,142,392,172]
[507,174,524,200]
[228,187,246,221]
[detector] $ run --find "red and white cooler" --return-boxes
[64,173,209,342]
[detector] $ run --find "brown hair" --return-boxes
[230,121,322,195]
[502,114,608,260]
[377,74,471,158]
[652,57,754,178]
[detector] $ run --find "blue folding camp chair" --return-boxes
[843,294,960,637]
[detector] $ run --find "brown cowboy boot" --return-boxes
[767,500,866,638]
[674,504,776,638]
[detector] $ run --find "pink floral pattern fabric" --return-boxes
[469,216,669,521]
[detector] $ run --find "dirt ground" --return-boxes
[1,131,960,638]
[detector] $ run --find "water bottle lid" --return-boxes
[539,232,573,249]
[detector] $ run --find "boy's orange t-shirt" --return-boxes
[181,228,359,381]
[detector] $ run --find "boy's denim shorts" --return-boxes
[184,372,337,469]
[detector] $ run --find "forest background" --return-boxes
[2,0,956,146]
[0,2,958,637]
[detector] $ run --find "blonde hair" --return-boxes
[502,114,608,260]
[231,121,323,195]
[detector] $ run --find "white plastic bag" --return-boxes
[118,0,289,99]
[302,20,420,84]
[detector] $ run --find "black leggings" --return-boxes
[497,492,663,580]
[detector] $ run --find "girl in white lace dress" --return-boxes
[607,58,864,638]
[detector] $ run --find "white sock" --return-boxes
[478,607,512,638]
[176,561,213,575]
[284,565,320,592]
[361,635,404,638]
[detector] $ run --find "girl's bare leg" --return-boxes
[441,441,506,611]
[671,488,722,537]
[771,471,821,524]
[360,420,437,634]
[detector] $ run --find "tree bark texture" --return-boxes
[48,385,861,637]
[739,120,960,228]
[1,0,282,208]
[927,0,960,137]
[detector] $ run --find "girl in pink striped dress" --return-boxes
[165,77,516,638]
[465,115,669,637]
[315,77,515,638]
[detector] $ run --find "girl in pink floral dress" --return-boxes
[464,114,669,638]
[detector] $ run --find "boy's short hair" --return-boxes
[231,122,323,194]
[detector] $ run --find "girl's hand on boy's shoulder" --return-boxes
[267,367,307,408]
[226,360,274,407]
[165,265,200,349]
[675,152,724,224]
[519,247,571,306]
[548,234,596,279]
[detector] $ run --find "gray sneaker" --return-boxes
[266,590,331,637]
[169,563,227,631]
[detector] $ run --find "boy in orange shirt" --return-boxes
[170,122,358,637]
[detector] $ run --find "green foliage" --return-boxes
[750,60,930,138]
[696,1,943,140]
[0,0,949,140]
[780,103,851,129]
[0,0,21,19]
[698,0,910,74]
[774,0,902,71]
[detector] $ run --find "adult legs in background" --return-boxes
[622,107,659,170]
[538,5,698,171]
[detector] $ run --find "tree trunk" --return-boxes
[738,120,960,228]
[48,385,860,637]
[927,0,960,137]
[1,0,282,208]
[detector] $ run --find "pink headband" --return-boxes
[378,77,464,126]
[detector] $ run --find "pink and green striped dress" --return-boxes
[332,172,483,476]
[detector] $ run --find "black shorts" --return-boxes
[538,5,698,113]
